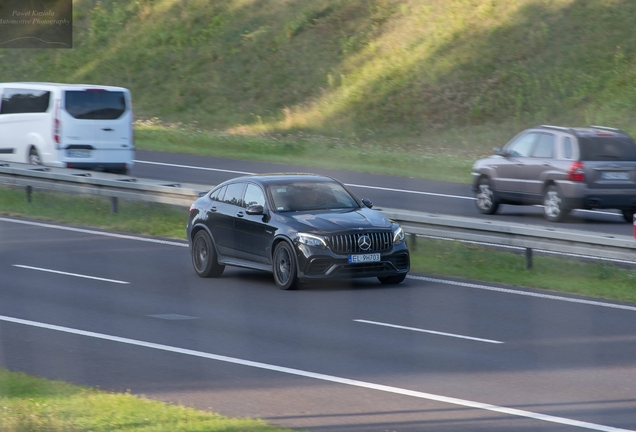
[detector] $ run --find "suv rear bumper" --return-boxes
[560,182,636,210]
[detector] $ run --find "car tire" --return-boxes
[475,176,499,215]
[377,273,407,285]
[28,147,42,165]
[622,209,635,224]
[273,241,299,290]
[192,230,225,278]
[543,185,569,222]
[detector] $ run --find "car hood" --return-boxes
[280,208,392,232]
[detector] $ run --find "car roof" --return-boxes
[225,173,339,185]
[0,82,129,92]
[536,125,632,138]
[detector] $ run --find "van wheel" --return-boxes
[28,147,42,165]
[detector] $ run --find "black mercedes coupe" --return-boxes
[186,173,410,290]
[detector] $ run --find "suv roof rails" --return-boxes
[538,125,571,131]
[588,125,629,135]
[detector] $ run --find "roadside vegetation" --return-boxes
[0,368,295,432]
[3,0,636,183]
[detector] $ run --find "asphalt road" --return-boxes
[131,150,633,237]
[1,216,635,432]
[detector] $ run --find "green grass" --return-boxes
[2,185,635,304]
[0,369,296,432]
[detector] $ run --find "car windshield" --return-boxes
[268,180,359,212]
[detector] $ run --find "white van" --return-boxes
[0,82,134,174]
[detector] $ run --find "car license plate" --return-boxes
[600,171,629,180]
[67,149,91,158]
[348,253,381,264]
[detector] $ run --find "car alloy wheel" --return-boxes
[475,177,499,214]
[273,242,299,290]
[543,185,568,222]
[192,230,224,278]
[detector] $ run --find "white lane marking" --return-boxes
[134,159,472,200]
[2,217,634,312]
[0,314,631,432]
[354,319,503,344]
[345,182,474,200]
[134,159,254,175]
[408,275,636,312]
[13,265,130,284]
[0,217,188,247]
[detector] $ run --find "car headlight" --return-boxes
[392,225,405,245]
[297,233,327,248]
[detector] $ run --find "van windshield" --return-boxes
[65,90,126,120]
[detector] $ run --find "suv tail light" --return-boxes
[567,161,585,182]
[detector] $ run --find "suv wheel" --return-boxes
[543,185,569,222]
[622,209,635,224]
[378,274,407,285]
[475,177,499,215]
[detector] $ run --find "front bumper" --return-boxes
[295,242,410,280]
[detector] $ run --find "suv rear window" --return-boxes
[578,136,636,161]
[65,90,126,120]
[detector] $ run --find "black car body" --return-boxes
[186,173,410,289]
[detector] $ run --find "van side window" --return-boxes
[563,137,573,159]
[1,89,51,114]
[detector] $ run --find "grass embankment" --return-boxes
[0,369,295,432]
[3,186,635,304]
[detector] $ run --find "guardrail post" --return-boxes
[26,186,32,203]
[111,197,118,214]
[408,233,417,251]
[525,248,533,270]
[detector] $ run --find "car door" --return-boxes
[494,132,539,202]
[211,182,245,258]
[233,183,276,264]
[525,132,556,201]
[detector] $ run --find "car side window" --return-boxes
[531,133,555,158]
[562,137,573,159]
[222,182,245,207]
[210,185,226,202]
[506,133,537,157]
[243,184,266,208]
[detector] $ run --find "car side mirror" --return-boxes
[493,146,506,156]
[246,204,265,215]
[361,198,373,209]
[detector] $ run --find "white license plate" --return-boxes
[348,253,381,264]
[67,149,91,158]
[601,171,629,180]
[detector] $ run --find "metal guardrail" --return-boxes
[0,162,210,210]
[1,162,635,266]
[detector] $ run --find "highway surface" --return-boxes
[132,150,633,237]
[1,152,635,431]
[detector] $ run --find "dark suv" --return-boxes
[471,125,636,222]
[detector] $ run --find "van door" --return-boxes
[62,89,132,164]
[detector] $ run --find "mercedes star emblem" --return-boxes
[358,235,372,251]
